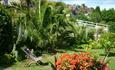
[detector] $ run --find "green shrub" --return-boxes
[78,40,102,49]
[79,33,115,49]
[0,5,13,55]
[0,53,16,66]
[107,21,115,33]
[97,33,115,54]
[110,48,115,53]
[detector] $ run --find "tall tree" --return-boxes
[89,6,102,23]
[101,9,115,22]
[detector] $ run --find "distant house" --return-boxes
[67,4,77,15]
[1,0,8,5]
[67,4,93,16]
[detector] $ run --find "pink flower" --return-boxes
[104,64,110,70]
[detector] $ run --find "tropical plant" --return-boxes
[0,4,19,65]
[54,52,110,70]
[10,0,80,53]
[99,33,115,53]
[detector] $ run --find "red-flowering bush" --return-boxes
[55,52,110,70]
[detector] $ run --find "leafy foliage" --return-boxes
[99,33,115,53]
[0,5,13,55]
[0,54,16,66]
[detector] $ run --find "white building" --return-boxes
[77,20,109,40]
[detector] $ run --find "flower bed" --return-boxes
[55,52,110,70]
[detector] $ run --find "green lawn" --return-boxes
[2,49,115,70]
[109,57,115,70]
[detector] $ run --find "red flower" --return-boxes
[70,60,77,65]
[71,65,75,70]
[72,54,78,59]
[89,61,94,67]
[56,59,61,65]
[60,53,71,61]
[57,65,62,70]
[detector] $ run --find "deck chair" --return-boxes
[21,46,42,66]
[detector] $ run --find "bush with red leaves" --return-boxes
[55,52,110,70]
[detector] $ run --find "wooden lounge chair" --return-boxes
[21,46,42,66]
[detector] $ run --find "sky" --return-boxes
[55,0,115,10]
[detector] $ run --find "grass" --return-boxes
[2,49,115,70]
[109,57,115,70]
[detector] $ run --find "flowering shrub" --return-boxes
[55,52,110,70]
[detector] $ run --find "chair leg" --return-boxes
[36,60,49,65]
[24,59,34,67]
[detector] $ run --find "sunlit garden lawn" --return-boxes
[4,49,115,70]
